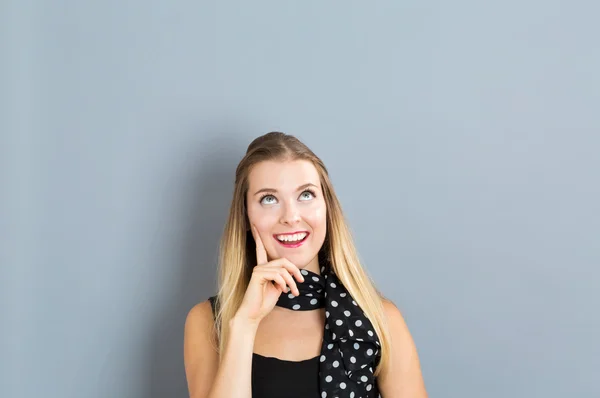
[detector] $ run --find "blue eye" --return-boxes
[260,195,276,205]
[299,190,316,200]
[259,189,317,205]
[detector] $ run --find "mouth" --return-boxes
[273,231,310,248]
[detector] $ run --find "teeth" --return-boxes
[277,232,307,242]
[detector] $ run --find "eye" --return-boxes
[259,190,316,205]
[259,194,277,205]
[299,189,316,201]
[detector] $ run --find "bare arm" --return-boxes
[184,225,303,397]
[183,301,219,397]
[184,300,260,398]
[207,316,258,398]
[377,300,428,398]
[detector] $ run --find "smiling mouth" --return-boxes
[273,232,310,247]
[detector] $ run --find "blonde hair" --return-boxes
[212,132,391,376]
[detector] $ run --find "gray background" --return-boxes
[2,1,599,397]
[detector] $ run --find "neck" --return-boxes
[302,254,321,275]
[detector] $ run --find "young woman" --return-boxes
[184,132,427,397]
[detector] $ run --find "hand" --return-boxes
[235,225,305,324]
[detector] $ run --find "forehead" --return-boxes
[247,159,321,192]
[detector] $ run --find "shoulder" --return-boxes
[381,298,405,327]
[186,299,214,321]
[184,299,216,338]
[377,298,428,397]
[379,298,415,362]
[184,299,219,359]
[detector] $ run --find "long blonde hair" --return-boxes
[212,132,391,376]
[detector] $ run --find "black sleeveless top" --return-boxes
[208,296,321,397]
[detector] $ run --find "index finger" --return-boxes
[251,225,268,265]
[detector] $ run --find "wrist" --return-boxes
[229,314,261,332]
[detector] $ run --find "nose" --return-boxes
[279,201,301,226]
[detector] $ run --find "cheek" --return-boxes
[304,204,327,235]
[247,204,278,242]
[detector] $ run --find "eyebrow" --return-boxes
[253,183,319,196]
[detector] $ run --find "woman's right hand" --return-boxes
[235,225,305,324]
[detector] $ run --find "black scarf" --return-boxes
[276,263,381,397]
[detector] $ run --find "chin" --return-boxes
[274,252,311,268]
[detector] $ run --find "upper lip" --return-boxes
[273,231,309,236]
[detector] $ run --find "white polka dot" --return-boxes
[361,364,367,369]
[310,298,318,305]
[344,310,351,317]
[333,360,339,367]
[312,276,319,282]
[325,324,329,329]
[367,330,373,336]
[327,343,333,349]
[306,293,313,297]
[309,285,313,288]
[355,320,362,327]
[292,304,300,310]
[366,384,372,391]
[301,269,308,275]
[336,319,343,326]
[339,382,346,389]
[367,348,373,356]
[332,333,336,339]
[350,356,356,363]
[288,294,295,299]
[325,375,332,382]
[361,375,368,382]
[325,311,329,318]
[320,355,326,362]
[354,343,360,349]
[340,292,347,297]
[330,282,336,288]
[321,392,327,398]
[348,329,354,337]
[352,300,357,306]
[350,393,355,398]
[331,300,338,307]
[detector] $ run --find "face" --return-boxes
[246,159,327,273]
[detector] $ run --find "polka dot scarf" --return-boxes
[276,264,381,397]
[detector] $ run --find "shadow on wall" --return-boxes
[142,131,246,398]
